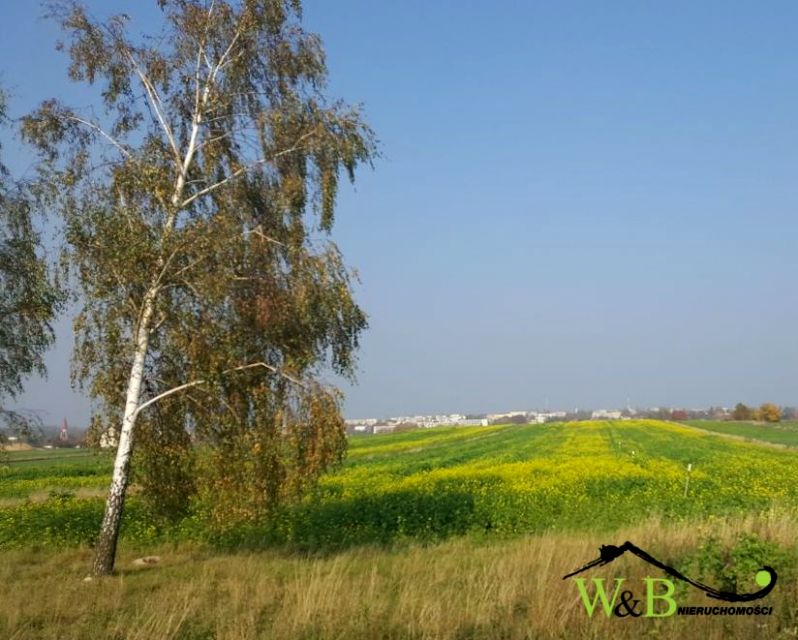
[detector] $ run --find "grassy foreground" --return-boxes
[1,513,797,639]
[3,420,798,638]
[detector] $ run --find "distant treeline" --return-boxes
[491,405,797,425]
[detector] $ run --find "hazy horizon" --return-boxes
[3,1,798,425]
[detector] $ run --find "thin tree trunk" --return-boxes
[91,294,155,576]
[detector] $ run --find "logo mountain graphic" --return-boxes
[564,541,776,602]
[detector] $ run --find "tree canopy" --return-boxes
[0,88,62,438]
[732,403,752,421]
[759,403,781,423]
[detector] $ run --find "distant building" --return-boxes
[348,413,492,434]
[457,418,488,426]
[345,418,378,427]
[487,411,528,421]
[99,426,119,449]
[591,409,623,420]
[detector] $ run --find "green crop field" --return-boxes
[3,420,798,639]
[0,449,113,502]
[683,420,798,447]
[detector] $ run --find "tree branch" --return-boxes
[179,131,315,208]
[64,115,131,159]
[126,51,181,166]
[249,226,286,247]
[132,361,308,418]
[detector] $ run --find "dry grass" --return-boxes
[2,443,34,452]
[2,512,798,639]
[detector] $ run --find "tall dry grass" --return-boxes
[1,510,797,639]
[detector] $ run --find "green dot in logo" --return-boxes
[755,570,771,588]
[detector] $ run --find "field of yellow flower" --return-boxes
[275,419,798,549]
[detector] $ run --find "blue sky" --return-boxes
[2,1,798,424]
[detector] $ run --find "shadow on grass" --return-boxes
[211,489,479,554]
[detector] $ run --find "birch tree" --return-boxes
[23,0,375,576]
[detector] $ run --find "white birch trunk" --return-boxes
[91,293,155,576]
